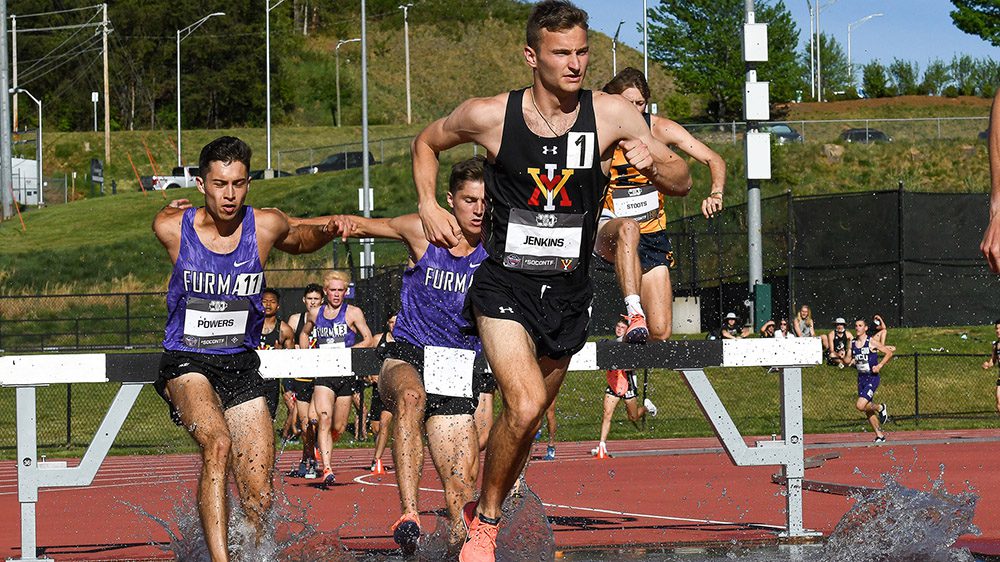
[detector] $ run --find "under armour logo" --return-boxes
[542,145,558,155]
[498,306,514,314]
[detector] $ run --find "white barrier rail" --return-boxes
[1,338,822,561]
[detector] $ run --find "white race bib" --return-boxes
[182,298,250,349]
[612,185,659,220]
[423,346,475,398]
[502,208,584,272]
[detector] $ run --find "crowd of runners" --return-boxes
[144,0,1000,560]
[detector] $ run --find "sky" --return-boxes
[574,1,998,75]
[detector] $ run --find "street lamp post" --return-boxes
[815,0,838,102]
[805,0,814,100]
[612,20,625,76]
[14,88,41,206]
[847,13,883,87]
[335,38,360,128]
[399,4,413,125]
[176,12,225,167]
[265,0,287,179]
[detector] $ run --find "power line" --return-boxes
[11,4,102,20]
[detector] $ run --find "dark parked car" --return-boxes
[979,129,989,141]
[295,151,377,175]
[249,169,293,180]
[840,128,892,144]
[761,124,803,144]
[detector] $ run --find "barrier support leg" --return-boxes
[681,367,819,539]
[10,383,144,562]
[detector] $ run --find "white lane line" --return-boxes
[351,473,787,531]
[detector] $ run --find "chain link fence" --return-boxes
[682,116,988,145]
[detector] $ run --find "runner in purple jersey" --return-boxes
[303,269,373,487]
[152,136,344,562]
[318,157,488,554]
[842,318,893,443]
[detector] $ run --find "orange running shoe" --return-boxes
[459,510,499,562]
[623,313,648,343]
[320,467,335,488]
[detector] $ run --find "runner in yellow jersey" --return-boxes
[596,68,727,342]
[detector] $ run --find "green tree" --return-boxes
[950,0,1000,47]
[888,59,921,95]
[950,54,979,95]
[648,0,803,121]
[813,33,850,95]
[861,60,890,98]
[921,59,951,96]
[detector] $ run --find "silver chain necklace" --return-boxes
[529,89,577,137]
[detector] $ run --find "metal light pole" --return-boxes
[15,88,40,206]
[335,38,360,128]
[642,0,649,78]
[176,12,225,167]
[92,92,98,132]
[265,0,287,179]
[816,0,838,102]
[612,20,625,76]
[805,0,814,100]
[399,4,413,125]
[847,13,883,87]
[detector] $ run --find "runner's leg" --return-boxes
[599,393,619,444]
[640,266,673,341]
[380,359,427,519]
[224,396,275,543]
[475,392,494,451]
[164,374,233,562]
[595,218,643,301]
[426,413,479,544]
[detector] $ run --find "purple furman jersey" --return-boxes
[852,336,880,374]
[163,207,265,354]
[393,243,488,351]
[314,304,357,348]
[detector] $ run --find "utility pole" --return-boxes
[399,4,413,125]
[0,1,12,220]
[266,0,287,179]
[805,0,814,100]
[642,0,649,79]
[102,3,110,166]
[743,0,771,327]
[361,0,373,278]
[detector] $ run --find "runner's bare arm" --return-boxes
[257,208,338,257]
[348,307,375,348]
[650,115,727,218]
[413,96,504,248]
[279,321,295,349]
[982,89,1000,272]
[872,340,893,373]
[151,206,187,262]
[596,93,691,197]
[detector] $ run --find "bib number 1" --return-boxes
[566,132,594,169]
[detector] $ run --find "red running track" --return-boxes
[2,429,999,560]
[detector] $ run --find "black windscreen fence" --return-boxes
[791,190,1000,327]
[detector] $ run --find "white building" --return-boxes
[12,157,40,206]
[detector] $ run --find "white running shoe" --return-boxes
[644,398,658,417]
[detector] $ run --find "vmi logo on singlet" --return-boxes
[527,165,574,211]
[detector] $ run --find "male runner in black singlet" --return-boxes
[411,3,691,559]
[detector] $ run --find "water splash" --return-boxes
[820,470,979,561]
[496,481,556,562]
[129,485,358,562]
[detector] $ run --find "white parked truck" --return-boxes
[152,166,199,190]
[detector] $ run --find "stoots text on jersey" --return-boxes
[182,270,264,297]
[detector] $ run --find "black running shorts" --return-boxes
[156,349,279,427]
[463,260,592,360]
[636,230,675,272]
[477,371,498,395]
[282,378,315,403]
[382,340,480,419]
[314,376,357,398]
